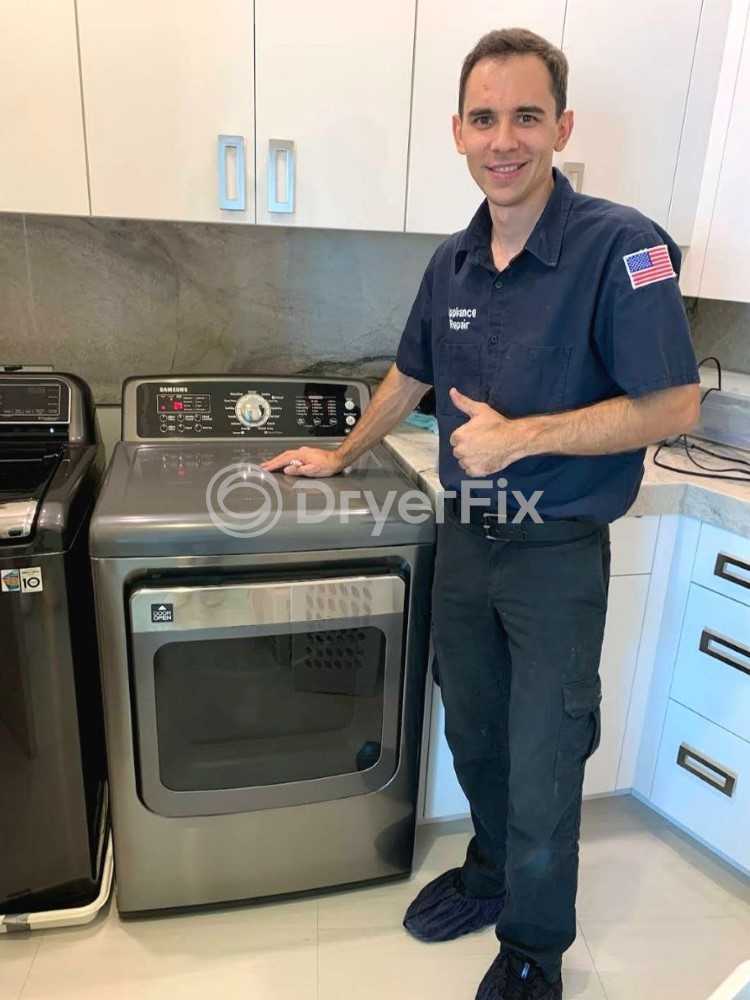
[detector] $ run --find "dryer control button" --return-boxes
[235,392,271,428]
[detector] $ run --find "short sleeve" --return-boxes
[395,254,436,385]
[595,229,699,398]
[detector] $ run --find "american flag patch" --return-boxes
[623,244,676,289]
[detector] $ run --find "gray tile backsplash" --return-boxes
[684,297,750,374]
[0,212,748,403]
[0,213,442,403]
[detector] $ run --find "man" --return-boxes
[262,28,700,1000]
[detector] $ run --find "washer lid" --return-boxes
[90,440,434,557]
[0,445,62,541]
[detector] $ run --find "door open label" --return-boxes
[151,603,174,624]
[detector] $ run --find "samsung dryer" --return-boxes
[90,375,434,914]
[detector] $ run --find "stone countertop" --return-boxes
[383,406,750,537]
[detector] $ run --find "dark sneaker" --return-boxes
[476,949,563,1000]
[402,867,506,943]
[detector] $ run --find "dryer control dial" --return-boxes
[235,392,271,428]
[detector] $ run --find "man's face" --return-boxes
[452,54,573,210]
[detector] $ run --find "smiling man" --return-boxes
[262,28,700,1000]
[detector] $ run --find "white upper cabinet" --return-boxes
[254,1,415,231]
[559,0,702,229]
[76,1,255,224]
[700,5,750,301]
[0,1,88,216]
[406,1,566,236]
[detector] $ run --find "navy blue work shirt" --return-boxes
[395,168,699,523]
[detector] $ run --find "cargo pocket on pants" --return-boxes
[555,678,602,781]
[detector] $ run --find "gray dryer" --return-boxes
[90,375,434,914]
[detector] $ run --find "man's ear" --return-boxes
[554,109,574,153]
[452,113,467,155]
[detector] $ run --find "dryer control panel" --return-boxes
[126,376,369,441]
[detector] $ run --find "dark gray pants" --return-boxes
[431,505,611,981]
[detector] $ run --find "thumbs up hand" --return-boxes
[448,388,527,477]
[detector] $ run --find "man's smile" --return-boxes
[485,161,529,179]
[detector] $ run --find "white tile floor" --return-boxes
[3,795,749,1000]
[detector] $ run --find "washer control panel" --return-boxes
[0,378,70,424]
[131,377,367,440]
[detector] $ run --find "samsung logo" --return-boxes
[159,385,189,393]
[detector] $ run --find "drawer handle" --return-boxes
[676,743,737,797]
[714,552,750,591]
[699,628,750,677]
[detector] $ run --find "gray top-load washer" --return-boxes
[90,375,435,914]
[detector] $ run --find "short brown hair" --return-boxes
[458,28,568,119]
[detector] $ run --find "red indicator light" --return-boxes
[173,400,184,411]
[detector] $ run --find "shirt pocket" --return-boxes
[435,342,482,417]
[489,343,572,419]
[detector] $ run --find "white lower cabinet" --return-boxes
[651,699,750,872]
[692,522,750,607]
[423,682,469,820]
[670,584,750,744]
[422,561,651,820]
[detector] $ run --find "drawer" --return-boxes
[610,515,659,576]
[652,699,750,871]
[693,523,750,609]
[671,584,750,741]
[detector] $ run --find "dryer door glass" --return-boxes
[129,573,406,817]
[154,625,386,790]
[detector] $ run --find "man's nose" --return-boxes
[489,117,520,152]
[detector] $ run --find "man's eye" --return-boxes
[473,115,493,127]
[518,114,538,125]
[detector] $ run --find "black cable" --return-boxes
[698,355,722,403]
[651,356,750,482]
[686,440,750,469]
[653,437,750,480]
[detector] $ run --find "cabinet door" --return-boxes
[406,0,566,235]
[77,1,255,223]
[423,574,650,818]
[560,0,702,227]
[700,8,750,301]
[0,1,88,215]
[255,0,414,231]
[583,575,650,796]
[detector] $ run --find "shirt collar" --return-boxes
[454,167,575,274]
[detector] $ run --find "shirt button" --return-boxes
[489,336,498,346]
[494,279,503,289]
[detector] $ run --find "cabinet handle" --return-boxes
[268,139,295,213]
[676,743,736,797]
[714,552,750,591]
[699,628,750,677]
[217,135,246,211]
[561,161,585,192]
